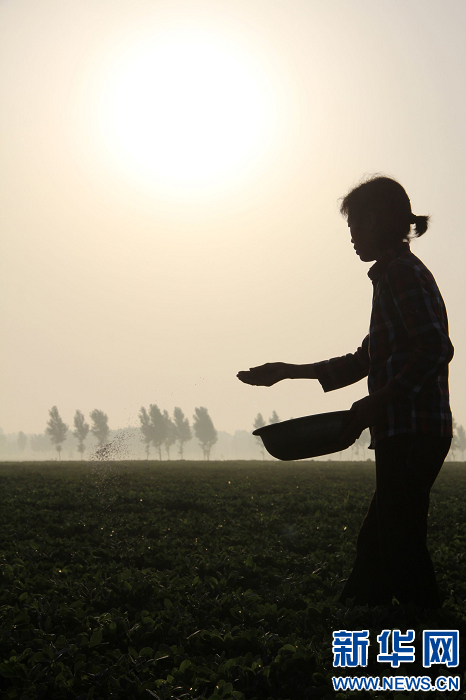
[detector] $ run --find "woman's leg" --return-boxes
[339,433,450,607]
[339,491,389,606]
[374,433,450,607]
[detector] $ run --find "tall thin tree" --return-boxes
[449,417,459,461]
[173,407,192,459]
[163,410,177,460]
[193,407,217,460]
[149,404,167,460]
[253,413,266,459]
[46,406,68,460]
[456,425,466,461]
[73,410,90,460]
[90,409,109,447]
[139,407,153,459]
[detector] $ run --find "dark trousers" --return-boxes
[339,433,451,608]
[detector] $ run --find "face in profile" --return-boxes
[347,213,381,262]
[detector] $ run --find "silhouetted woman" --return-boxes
[237,175,453,608]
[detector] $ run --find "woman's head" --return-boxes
[340,175,429,251]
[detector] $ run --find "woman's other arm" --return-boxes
[237,335,370,389]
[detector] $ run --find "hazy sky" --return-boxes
[2,0,466,437]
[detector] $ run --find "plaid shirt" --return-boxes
[314,244,454,448]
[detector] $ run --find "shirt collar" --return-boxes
[367,242,410,282]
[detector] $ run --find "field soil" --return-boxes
[1,460,466,699]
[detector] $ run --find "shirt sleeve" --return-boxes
[313,335,370,392]
[385,261,454,400]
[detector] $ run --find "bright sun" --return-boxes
[97,31,277,190]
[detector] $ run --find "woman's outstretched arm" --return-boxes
[237,362,316,387]
[237,336,370,390]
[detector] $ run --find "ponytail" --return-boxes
[410,213,429,238]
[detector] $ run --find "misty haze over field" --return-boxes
[3,425,465,463]
[2,1,465,438]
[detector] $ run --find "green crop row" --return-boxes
[1,460,466,699]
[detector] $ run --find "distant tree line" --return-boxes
[2,410,466,462]
[42,404,219,461]
[138,405,218,460]
[45,406,110,460]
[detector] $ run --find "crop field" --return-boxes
[1,460,466,700]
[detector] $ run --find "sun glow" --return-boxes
[96,31,277,190]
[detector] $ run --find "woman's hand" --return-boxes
[340,386,394,445]
[237,362,289,387]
